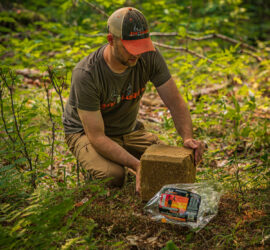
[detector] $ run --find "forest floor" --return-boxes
[64,92,269,249]
[76,184,270,249]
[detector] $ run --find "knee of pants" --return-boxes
[105,165,125,187]
[75,140,125,187]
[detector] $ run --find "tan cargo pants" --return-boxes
[65,123,160,187]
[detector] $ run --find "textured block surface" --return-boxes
[140,144,196,201]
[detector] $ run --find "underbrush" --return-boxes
[0,174,109,249]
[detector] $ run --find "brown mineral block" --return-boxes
[140,144,195,201]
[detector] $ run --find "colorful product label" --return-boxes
[159,188,201,222]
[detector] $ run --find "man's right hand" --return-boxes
[183,138,205,165]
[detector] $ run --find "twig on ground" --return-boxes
[16,69,47,78]
[144,117,161,123]
[192,82,231,98]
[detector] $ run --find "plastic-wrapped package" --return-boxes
[144,182,222,230]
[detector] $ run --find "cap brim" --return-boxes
[121,37,155,55]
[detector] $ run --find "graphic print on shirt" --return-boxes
[101,82,145,110]
[110,89,121,104]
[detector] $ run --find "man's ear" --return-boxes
[107,34,113,45]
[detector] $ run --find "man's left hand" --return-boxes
[183,138,205,165]
[135,165,141,195]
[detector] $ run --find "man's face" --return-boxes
[113,38,141,67]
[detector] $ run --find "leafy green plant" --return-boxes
[0,182,107,249]
[162,240,179,250]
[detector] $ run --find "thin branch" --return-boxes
[0,73,16,144]
[150,32,178,36]
[152,41,225,68]
[187,34,214,40]
[214,33,257,52]
[235,161,246,202]
[4,70,36,188]
[82,0,109,18]
[44,81,55,176]
[150,32,257,52]
[44,82,53,122]
[47,67,65,113]
[0,70,31,173]
[240,49,262,62]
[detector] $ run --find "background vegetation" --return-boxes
[0,0,269,249]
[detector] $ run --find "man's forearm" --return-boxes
[88,134,140,171]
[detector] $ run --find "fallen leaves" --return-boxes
[74,197,89,207]
[126,234,161,248]
[16,68,47,78]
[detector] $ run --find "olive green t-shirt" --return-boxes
[63,44,171,136]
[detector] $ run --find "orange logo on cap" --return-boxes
[129,30,148,36]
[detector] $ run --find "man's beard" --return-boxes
[114,45,138,67]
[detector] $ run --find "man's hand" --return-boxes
[183,138,205,165]
[127,164,141,194]
[135,164,141,194]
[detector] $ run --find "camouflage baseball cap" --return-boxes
[107,7,155,55]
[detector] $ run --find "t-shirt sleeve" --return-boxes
[68,68,100,111]
[149,47,171,87]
